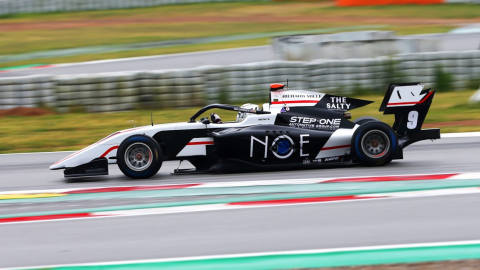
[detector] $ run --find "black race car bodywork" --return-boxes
[50,83,440,179]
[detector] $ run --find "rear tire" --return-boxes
[351,122,398,166]
[117,135,163,179]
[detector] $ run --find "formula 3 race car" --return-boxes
[50,83,440,179]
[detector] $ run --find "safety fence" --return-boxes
[1,50,480,112]
[0,0,264,16]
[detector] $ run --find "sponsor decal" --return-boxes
[280,107,290,113]
[271,91,323,104]
[324,156,340,162]
[313,156,342,163]
[236,107,256,113]
[289,116,341,131]
[258,118,270,121]
[270,136,294,159]
[327,97,351,110]
[282,94,323,99]
[250,134,310,159]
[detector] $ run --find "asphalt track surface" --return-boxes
[1,136,480,268]
[0,46,273,78]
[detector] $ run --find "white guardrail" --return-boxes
[0,0,265,15]
[1,50,480,112]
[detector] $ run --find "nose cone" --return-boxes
[49,151,80,170]
[49,163,63,170]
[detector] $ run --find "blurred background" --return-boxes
[1,1,480,269]
[0,0,480,153]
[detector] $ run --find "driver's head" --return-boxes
[236,103,259,122]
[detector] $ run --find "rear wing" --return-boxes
[380,83,440,148]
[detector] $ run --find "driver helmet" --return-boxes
[236,103,259,122]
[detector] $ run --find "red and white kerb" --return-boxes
[176,137,214,157]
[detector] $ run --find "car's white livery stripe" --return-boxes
[315,126,358,159]
[176,137,214,157]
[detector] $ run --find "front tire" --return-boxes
[351,122,398,166]
[117,135,163,179]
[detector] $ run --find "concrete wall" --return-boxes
[1,50,479,112]
[272,31,480,61]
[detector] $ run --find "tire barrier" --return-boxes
[0,0,266,16]
[1,51,480,112]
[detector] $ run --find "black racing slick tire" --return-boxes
[117,135,163,179]
[353,116,379,126]
[351,121,398,166]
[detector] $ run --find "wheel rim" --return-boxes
[361,130,390,158]
[124,142,153,171]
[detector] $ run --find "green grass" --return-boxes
[0,1,476,67]
[1,90,479,154]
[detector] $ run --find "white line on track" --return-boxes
[3,239,480,270]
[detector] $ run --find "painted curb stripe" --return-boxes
[2,187,480,225]
[2,172,479,198]
[0,213,96,224]
[0,193,66,200]
[64,184,201,194]
[229,195,383,205]
[323,173,458,183]
[7,241,480,270]
[0,64,51,71]
[3,181,480,219]
[0,196,384,224]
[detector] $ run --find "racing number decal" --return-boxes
[407,111,419,129]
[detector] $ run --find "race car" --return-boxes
[50,82,440,179]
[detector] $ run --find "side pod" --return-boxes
[64,157,109,178]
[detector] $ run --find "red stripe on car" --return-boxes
[321,144,350,151]
[100,146,119,157]
[187,141,214,145]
